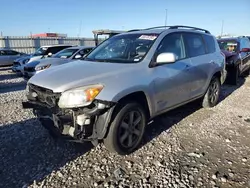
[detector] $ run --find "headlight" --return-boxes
[58,84,104,108]
[35,64,51,71]
[23,58,30,64]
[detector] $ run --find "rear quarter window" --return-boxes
[203,35,216,53]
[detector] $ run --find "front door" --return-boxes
[152,33,193,114]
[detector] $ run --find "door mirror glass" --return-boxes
[156,53,176,64]
[47,52,53,57]
[74,54,82,59]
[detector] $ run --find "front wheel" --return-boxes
[202,77,221,108]
[103,102,147,155]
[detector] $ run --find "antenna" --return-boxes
[78,20,82,37]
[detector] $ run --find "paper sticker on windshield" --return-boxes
[139,35,157,40]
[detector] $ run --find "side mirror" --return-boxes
[47,52,53,57]
[240,48,250,53]
[156,53,176,64]
[74,54,82,59]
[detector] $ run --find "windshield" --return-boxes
[33,47,48,56]
[218,40,238,52]
[86,33,159,63]
[53,48,78,58]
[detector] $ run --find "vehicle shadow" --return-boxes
[219,77,246,103]
[0,81,27,94]
[0,118,93,188]
[0,73,22,81]
[141,101,201,146]
[0,66,11,71]
[140,77,246,150]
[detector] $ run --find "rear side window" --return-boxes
[183,33,206,58]
[203,35,216,53]
[48,46,70,54]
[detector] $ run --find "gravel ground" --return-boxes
[0,66,250,188]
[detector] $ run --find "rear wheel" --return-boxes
[202,77,221,108]
[103,102,147,155]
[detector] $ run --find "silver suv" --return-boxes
[23,26,227,155]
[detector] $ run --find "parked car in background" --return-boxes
[23,46,94,79]
[12,44,73,74]
[23,25,226,155]
[0,48,28,66]
[218,36,250,85]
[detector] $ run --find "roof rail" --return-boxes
[143,25,210,34]
[169,25,210,34]
[144,26,171,30]
[127,29,142,32]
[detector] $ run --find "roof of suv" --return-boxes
[125,25,211,35]
[217,36,248,42]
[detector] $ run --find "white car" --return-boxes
[12,44,73,74]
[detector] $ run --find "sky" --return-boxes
[1,0,250,37]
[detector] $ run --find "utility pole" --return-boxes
[165,9,168,27]
[220,20,224,37]
[78,20,82,38]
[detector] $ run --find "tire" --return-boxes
[228,65,239,85]
[103,102,147,155]
[202,77,221,108]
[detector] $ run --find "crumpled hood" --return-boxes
[15,55,32,63]
[221,49,238,58]
[28,60,139,92]
[36,58,70,68]
[25,60,41,68]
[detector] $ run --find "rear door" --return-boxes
[182,32,213,98]
[0,50,10,65]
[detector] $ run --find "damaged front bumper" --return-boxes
[22,91,116,145]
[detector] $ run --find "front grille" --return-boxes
[28,84,61,107]
[24,67,35,72]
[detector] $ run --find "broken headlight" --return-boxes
[35,64,51,71]
[58,84,104,108]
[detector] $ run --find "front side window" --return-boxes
[33,47,48,56]
[53,48,78,58]
[0,50,7,56]
[86,33,159,63]
[6,50,19,55]
[156,33,186,60]
[203,35,216,54]
[183,33,206,57]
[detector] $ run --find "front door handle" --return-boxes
[185,64,191,70]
